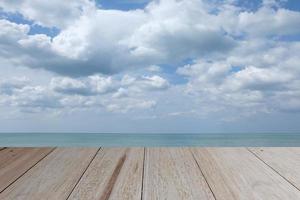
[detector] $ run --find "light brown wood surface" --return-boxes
[1,148,300,200]
[191,148,300,200]
[249,147,300,190]
[143,148,215,200]
[0,148,53,192]
[68,148,144,200]
[0,148,98,200]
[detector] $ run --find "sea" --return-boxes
[0,132,300,147]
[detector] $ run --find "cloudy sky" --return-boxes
[0,0,300,133]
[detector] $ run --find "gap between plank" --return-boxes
[0,147,56,194]
[189,148,217,200]
[0,148,6,152]
[246,148,300,192]
[66,147,102,200]
[140,147,146,200]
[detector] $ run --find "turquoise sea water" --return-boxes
[0,133,300,147]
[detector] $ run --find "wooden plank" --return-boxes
[143,148,215,200]
[0,147,53,192]
[249,147,300,190]
[0,148,98,200]
[68,148,144,200]
[191,148,300,200]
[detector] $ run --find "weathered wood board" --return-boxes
[191,148,300,200]
[0,148,53,192]
[68,148,144,200]
[143,148,215,200]
[0,148,98,200]
[249,147,300,190]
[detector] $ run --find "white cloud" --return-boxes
[0,0,237,76]
[0,77,29,95]
[50,74,169,97]
[237,7,300,37]
[0,73,168,114]
[50,75,116,96]
[1,1,300,77]
[50,77,93,96]
[0,0,95,28]
[106,99,156,113]
[224,66,293,91]
[0,19,29,41]
[18,34,52,49]
[147,65,161,72]
[1,85,61,113]
[262,0,286,7]
[124,0,236,62]
[1,0,300,122]
[121,75,169,91]
[177,47,300,114]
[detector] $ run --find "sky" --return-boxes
[0,0,300,133]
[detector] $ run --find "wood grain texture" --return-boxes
[0,148,98,200]
[249,147,300,190]
[191,148,300,200]
[143,148,215,200]
[0,147,53,192]
[68,148,144,200]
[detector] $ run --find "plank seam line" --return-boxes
[99,149,128,200]
[0,147,7,152]
[189,148,218,200]
[66,147,101,200]
[0,147,56,194]
[246,148,300,192]
[140,147,146,200]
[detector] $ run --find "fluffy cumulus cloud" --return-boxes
[216,2,300,38]
[0,0,95,28]
[0,0,300,128]
[0,0,237,76]
[177,42,300,113]
[0,77,29,95]
[0,74,168,113]
[50,76,116,96]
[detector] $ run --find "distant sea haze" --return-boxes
[0,133,300,147]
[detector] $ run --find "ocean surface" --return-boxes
[0,133,300,147]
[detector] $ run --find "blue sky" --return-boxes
[96,0,150,10]
[0,0,300,133]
